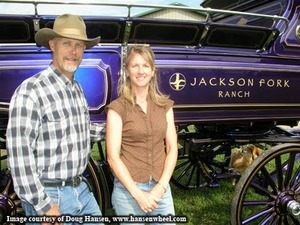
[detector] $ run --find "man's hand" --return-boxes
[42,204,62,225]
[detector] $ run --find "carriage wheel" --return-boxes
[83,158,110,212]
[231,143,300,225]
[171,135,232,189]
[0,169,23,225]
[0,154,109,224]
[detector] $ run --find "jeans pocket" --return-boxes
[44,187,60,206]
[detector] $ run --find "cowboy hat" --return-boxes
[35,14,100,49]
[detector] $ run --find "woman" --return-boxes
[106,45,178,224]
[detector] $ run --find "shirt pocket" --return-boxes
[41,104,70,139]
[44,103,69,122]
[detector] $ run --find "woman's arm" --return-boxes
[151,107,178,196]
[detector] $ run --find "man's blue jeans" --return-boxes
[21,181,103,225]
[111,178,175,225]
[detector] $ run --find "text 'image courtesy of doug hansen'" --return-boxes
[7,215,188,223]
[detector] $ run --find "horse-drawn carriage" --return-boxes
[0,0,299,224]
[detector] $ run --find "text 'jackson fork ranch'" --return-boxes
[190,77,290,98]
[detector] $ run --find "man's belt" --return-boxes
[43,176,82,187]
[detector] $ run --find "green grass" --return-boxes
[172,181,235,225]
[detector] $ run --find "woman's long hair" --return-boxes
[118,45,169,107]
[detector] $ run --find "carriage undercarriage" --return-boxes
[173,121,300,224]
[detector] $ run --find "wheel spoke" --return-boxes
[243,200,273,206]
[174,161,193,183]
[2,177,12,195]
[284,152,296,188]
[174,158,190,170]
[185,165,196,187]
[250,179,275,198]
[242,207,274,224]
[275,155,284,190]
[260,166,279,193]
[291,159,300,188]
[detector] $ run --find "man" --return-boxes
[6,14,105,224]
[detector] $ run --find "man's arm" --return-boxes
[6,92,53,215]
[90,122,106,142]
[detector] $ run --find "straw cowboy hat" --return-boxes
[35,14,100,49]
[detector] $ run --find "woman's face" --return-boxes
[126,52,154,89]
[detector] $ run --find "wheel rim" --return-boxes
[83,159,106,211]
[232,143,300,225]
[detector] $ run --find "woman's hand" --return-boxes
[135,190,162,213]
[150,183,165,200]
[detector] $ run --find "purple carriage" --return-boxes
[0,0,299,224]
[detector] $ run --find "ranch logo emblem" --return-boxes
[169,73,186,91]
[168,71,291,98]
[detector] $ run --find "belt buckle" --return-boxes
[72,176,81,187]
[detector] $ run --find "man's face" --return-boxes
[49,37,86,79]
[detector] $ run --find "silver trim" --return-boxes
[0,0,289,35]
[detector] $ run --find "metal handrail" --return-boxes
[0,0,290,35]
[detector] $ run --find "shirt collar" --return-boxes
[49,63,74,88]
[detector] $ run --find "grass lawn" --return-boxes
[172,181,235,225]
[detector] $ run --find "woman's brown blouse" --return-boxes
[106,96,174,182]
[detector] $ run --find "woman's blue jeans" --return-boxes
[21,181,102,225]
[111,178,175,225]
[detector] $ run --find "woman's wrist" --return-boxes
[157,182,167,192]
